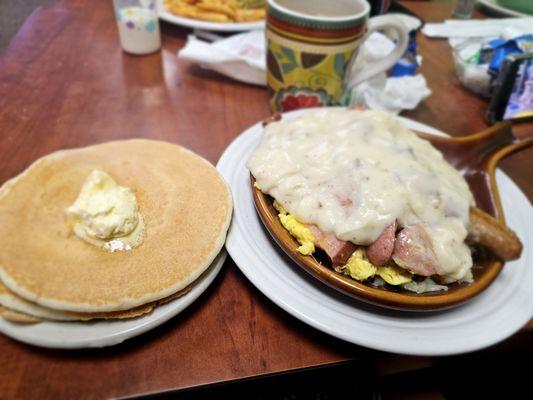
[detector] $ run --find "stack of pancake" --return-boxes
[0,140,232,323]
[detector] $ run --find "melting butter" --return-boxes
[66,169,144,251]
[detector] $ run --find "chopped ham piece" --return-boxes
[306,225,356,266]
[367,221,396,266]
[349,104,367,111]
[392,225,438,276]
[339,198,352,207]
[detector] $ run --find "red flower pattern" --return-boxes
[280,93,325,112]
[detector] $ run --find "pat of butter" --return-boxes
[66,169,144,251]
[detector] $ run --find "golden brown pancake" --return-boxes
[0,306,43,323]
[0,140,232,313]
[0,279,191,322]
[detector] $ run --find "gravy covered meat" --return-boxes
[248,109,522,290]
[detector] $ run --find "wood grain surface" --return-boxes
[0,1,531,399]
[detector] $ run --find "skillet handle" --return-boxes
[482,135,533,221]
[418,122,518,172]
[418,122,532,219]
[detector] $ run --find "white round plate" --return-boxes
[0,251,226,349]
[157,0,264,32]
[477,0,530,17]
[217,108,533,356]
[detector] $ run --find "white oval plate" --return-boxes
[217,108,533,356]
[157,0,264,32]
[0,251,226,349]
[477,0,530,17]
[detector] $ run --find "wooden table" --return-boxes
[0,1,531,398]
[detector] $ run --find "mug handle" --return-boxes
[345,15,410,89]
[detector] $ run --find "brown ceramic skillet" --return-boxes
[252,120,533,311]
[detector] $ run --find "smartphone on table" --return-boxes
[486,53,533,124]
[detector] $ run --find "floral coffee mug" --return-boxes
[266,0,409,111]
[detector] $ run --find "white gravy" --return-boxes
[247,109,475,281]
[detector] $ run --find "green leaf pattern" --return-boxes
[334,53,346,78]
[274,46,300,74]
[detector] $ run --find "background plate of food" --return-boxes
[158,0,265,32]
[217,107,533,355]
[477,0,532,17]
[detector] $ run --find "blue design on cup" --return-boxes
[126,20,135,29]
[115,11,122,22]
[145,20,156,32]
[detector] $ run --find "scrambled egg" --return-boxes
[376,265,412,285]
[268,194,411,285]
[273,201,315,255]
[344,249,412,285]
[344,249,377,281]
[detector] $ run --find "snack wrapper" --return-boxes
[453,34,533,97]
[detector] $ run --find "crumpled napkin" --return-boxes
[178,29,431,113]
[345,74,431,114]
[344,31,431,114]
